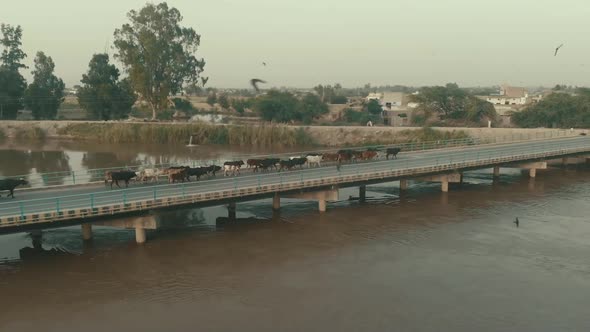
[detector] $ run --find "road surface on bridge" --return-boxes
[0,136,588,219]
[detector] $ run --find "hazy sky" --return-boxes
[2,0,589,88]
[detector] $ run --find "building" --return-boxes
[483,85,529,105]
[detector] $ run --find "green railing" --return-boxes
[0,129,575,189]
[0,135,587,226]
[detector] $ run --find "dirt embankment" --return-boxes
[0,121,583,147]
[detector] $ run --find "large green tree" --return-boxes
[410,83,496,126]
[24,51,65,120]
[77,53,136,120]
[113,2,206,120]
[512,92,590,128]
[254,90,329,123]
[254,90,300,122]
[298,93,329,124]
[0,24,27,120]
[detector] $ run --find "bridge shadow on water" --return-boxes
[1,164,590,267]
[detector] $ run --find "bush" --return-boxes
[330,95,348,104]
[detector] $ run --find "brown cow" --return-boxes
[322,153,339,162]
[168,169,187,183]
[359,150,378,160]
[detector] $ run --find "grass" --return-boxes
[0,128,5,140]
[57,122,316,147]
[15,127,46,141]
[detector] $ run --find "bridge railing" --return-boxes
[0,136,587,225]
[0,129,575,189]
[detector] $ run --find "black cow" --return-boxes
[279,159,297,171]
[105,171,137,189]
[386,147,401,160]
[206,165,222,176]
[0,178,28,198]
[291,157,307,168]
[187,167,209,181]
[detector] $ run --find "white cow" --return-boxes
[223,165,241,177]
[306,155,322,168]
[137,168,162,183]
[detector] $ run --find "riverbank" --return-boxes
[0,121,584,147]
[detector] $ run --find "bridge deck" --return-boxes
[0,137,588,231]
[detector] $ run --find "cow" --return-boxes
[168,168,188,183]
[386,147,402,160]
[258,158,280,172]
[223,161,244,177]
[104,171,137,189]
[322,153,339,162]
[337,149,356,163]
[164,166,191,181]
[186,167,209,181]
[279,159,298,171]
[306,154,323,168]
[206,165,222,176]
[0,178,28,198]
[359,150,378,161]
[137,168,162,183]
[290,157,307,169]
[247,159,264,170]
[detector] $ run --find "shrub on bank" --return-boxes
[57,122,316,147]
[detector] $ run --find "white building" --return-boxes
[484,85,529,105]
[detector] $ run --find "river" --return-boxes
[1,140,589,331]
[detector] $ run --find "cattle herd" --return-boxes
[0,147,402,196]
[103,147,402,189]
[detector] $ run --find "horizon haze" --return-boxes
[2,0,589,89]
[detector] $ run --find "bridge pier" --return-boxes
[416,173,461,193]
[529,168,537,178]
[285,188,338,213]
[359,185,366,203]
[493,166,500,178]
[273,192,281,211]
[228,202,236,220]
[505,162,546,179]
[81,224,92,241]
[135,227,146,244]
[95,215,157,244]
[399,179,408,191]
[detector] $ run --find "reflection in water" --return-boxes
[1,142,590,331]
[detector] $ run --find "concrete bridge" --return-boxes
[1,136,589,243]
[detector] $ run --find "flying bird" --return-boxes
[262,62,267,66]
[554,44,564,56]
[250,78,266,92]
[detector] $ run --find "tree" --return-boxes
[409,83,495,126]
[254,90,299,122]
[231,98,251,114]
[0,24,27,120]
[77,53,136,120]
[218,94,229,109]
[512,93,590,128]
[366,99,382,115]
[24,51,65,120]
[206,92,217,106]
[298,93,329,124]
[113,2,206,120]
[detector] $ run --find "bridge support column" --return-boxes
[272,193,281,211]
[285,188,338,213]
[81,224,92,241]
[318,199,327,213]
[441,179,449,193]
[399,179,408,191]
[529,168,536,178]
[493,166,500,178]
[228,202,236,220]
[135,227,146,244]
[359,185,366,203]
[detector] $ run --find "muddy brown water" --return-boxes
[1,140,590,331]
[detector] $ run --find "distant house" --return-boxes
[482,85,529,105]
[366,93,382,101]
